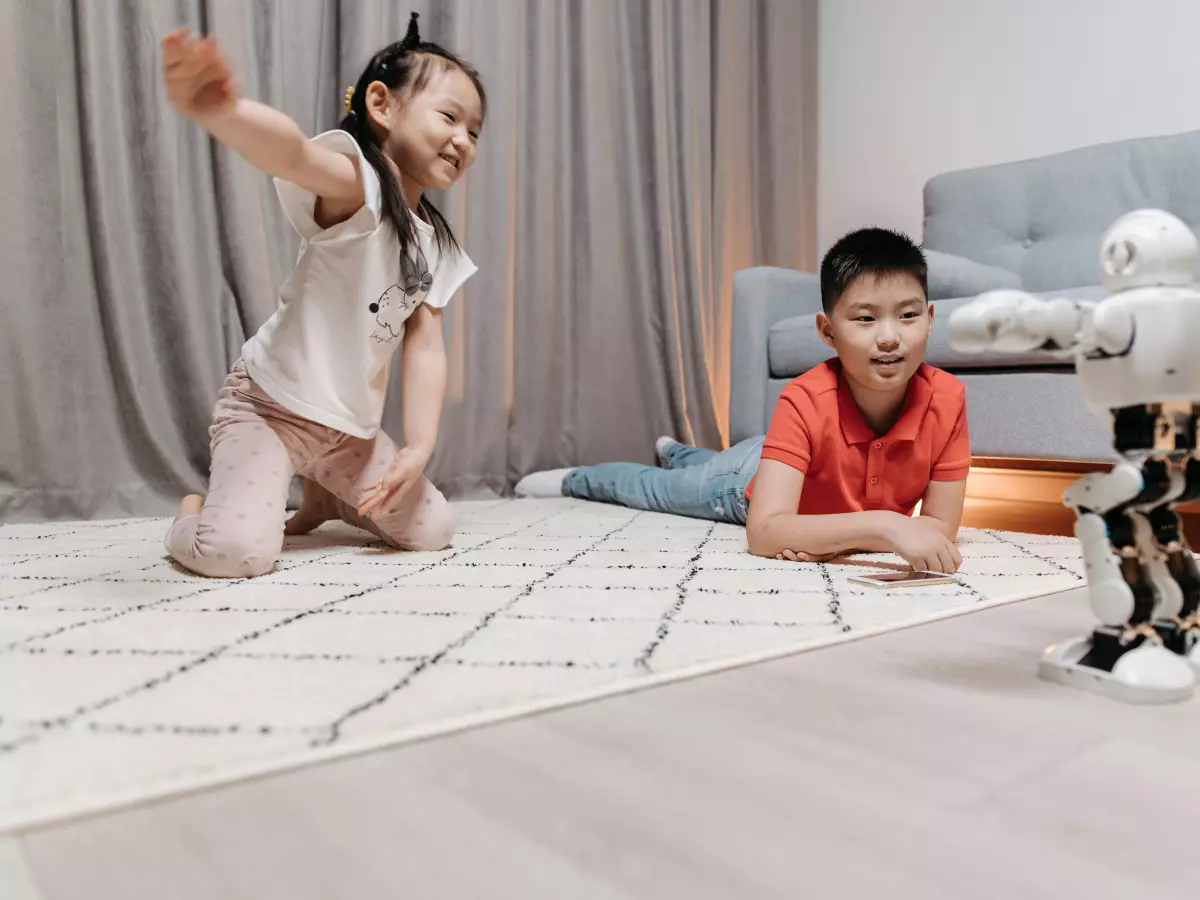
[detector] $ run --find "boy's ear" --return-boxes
[815,311,836,349]
[926,301,935,336]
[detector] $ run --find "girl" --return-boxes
[161,13,485,577]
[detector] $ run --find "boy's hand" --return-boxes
[776,549,839,563]
[887,516,962,573]
[162,28,238,121]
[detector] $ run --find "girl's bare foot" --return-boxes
[178,494,205,518]
[284,479,341,535]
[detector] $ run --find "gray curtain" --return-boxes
[0,0,817,522]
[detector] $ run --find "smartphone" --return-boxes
[846,570,960,589]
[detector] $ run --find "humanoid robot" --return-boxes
[947,209,1200,703]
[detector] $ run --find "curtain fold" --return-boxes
[0,0,817,521]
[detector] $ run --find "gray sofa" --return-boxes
[730,130,1200,462]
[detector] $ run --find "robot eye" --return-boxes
[369,302,379,313]
[1103,240,1137,275]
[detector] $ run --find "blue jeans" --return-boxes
[563,437,764,525]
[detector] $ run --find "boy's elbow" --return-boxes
[745,518,773,558]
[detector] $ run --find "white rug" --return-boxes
[0,498,1084,833]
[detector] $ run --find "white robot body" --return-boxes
[947,209,1200,703]
[1076,287,1200,414]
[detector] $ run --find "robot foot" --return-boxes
[1154,618,1200,670]
[1038,629,1195,704]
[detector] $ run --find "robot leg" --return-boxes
[1110,408,1192,624]
[1061,464,1152,630]
[1040,452,1194,702]
[1128,456,1186,622]
[1146,453,1200,665]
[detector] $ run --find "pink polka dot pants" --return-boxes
[165,360,454,578]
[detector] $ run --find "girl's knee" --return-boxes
[167,519,281,578]
[400,499,456,552]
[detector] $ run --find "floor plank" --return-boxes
[0,838,43,900]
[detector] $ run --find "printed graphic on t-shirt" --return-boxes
[368,250,433,345]
[368,285,410,344]
[400,249,433,296]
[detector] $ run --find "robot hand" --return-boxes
[946,289,1086,356]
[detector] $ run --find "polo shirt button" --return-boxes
[870,477,878,485]
[873,442,882,449]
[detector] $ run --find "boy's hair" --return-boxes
[819,227,928,314]
[340,12,487,262]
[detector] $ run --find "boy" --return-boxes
[515,227,970,573]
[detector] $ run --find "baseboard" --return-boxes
[966,466,1080,505]
[970,455,1111,473]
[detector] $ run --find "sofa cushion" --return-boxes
[958,371,1113,460]
[768,315,830,377]
[924,250,1020,300]
[923,130,1200,293]
[767,284,1109,378]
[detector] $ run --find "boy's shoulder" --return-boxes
[912,363,967,409]
[782,359,841,402]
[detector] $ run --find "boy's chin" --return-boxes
[850,358,914,387]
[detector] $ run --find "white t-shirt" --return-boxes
[242,130,476,439]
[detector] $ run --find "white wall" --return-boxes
[818,0,1200,252]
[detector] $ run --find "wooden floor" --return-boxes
[8,587,1200,899]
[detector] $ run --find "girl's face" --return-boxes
[383,66,483,192]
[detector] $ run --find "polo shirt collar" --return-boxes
[835,362,934,444]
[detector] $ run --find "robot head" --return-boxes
[1099,209,1198,292]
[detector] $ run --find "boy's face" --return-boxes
[816,273,932,393]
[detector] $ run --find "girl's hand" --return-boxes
[358,446,430,519]
[162,28,238,121]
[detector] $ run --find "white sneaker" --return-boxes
[655,436,680,467]
[514,468,576,498]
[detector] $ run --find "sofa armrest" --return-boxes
[729,267,822,442]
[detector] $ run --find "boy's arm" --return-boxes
[918,478,968,541]
[746,461,963,572]
[745,460,904,559]
[921,387,971,542]
[747,384,905,561]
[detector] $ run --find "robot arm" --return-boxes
[946,289,1133,357]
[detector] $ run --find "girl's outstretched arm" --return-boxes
[162,28,362,205]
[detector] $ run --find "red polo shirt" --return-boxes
[747,360,970,515]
